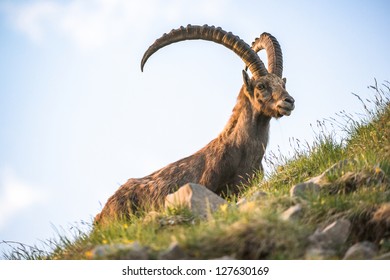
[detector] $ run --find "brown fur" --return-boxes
[95,73,294,226]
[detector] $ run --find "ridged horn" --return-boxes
[250,33,283,77]
[141,24,268,78]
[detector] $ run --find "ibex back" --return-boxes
[95,25,295,226]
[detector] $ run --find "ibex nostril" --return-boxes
[284,96,295,104]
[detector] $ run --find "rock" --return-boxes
[280,204,303,221]
[305,218,354,259]
[368,203,390,242]
[370,203,390,224]
[328,169,387,194]
[307,159,354,186]
[237,191,268,213]
[158,242,188,260]
[305,160,388,195]
[290,182,320,198]
[92,242,149,260]
[143,211,160,223]
[305,247,337,260]
[211,255,236,260]
[236,198,246,206]
[250,190,269,199]
[305,219,351,259]
[375,252,390,260]
[158,214,195,227]
[343,241,377,260]
[236,191,268,207]
[309,219,351,249]
[321,219,352,245]
[290,160,388,199]
[328,171,360,194]
[237,201,257,213]
[165,183,227,218]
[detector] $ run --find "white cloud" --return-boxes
[0,168,46,231]
[5,1,59,43]
[2,0,156,49]
[56,0,158,49]
[2,0,227,50]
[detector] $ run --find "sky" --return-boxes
[0,0,389,255]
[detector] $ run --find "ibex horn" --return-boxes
[141,24,268,78]
[250,33,283,78]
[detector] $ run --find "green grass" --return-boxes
[2,81,390,260]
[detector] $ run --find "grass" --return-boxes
[2,80,390,260]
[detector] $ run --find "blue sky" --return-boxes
[0,0,389,254]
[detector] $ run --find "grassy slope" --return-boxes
[3,82,390,260]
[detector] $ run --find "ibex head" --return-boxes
[141,24,295,119]
[242,72,294,118]
[242,33,294,118]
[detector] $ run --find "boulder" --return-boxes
[236,191,268,207]
[280,204,303,221]
[308,219,351,248]
[211,255,236,260]
[301,159,388,195]
[375,252,390,260]
[306,219,351,259]
[307,159,355,186]
[343,241,377,260]
[165,183,227,217]
[290,182,320,198]
[305,247,337,260]
[158,242,188,260]
[92,241,149,260]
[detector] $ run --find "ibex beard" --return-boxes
[95,25,295,226]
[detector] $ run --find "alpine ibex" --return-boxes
[95,24,295,225]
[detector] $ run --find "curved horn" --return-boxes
[141,24,268,78]
[250,33,283,77]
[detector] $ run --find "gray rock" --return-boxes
[302,160,388,195]
[236,191,268,207]
[328,168,388,194]
[309,219,351,249]
[298,159,357,191]
[211,255,236,260]
[290,182,320,198]
[308,159,355,185]
[158,242,188,260]
[289,159,376,199]
[280,204,303,221]
[305,219,351,259]
[305,247,337,260]
[343,241,378,260]
[165,183,227,218]
[375,252,390,260]
[92,242,149,259]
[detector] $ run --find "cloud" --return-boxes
[0,168,46,231]
[56,0,159,50]
[2,0,156,49]
[4,1,59,43]
[2,0,228,50]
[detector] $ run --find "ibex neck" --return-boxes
[220,88,271,146]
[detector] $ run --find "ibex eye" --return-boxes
[257,84,265,90]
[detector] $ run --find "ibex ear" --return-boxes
[283,77,287,84]
[242,70,253,93]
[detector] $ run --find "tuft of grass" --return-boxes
[3,80,390,260]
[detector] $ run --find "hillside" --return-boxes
[3,81,390,260]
